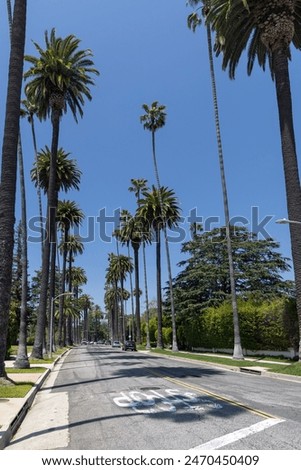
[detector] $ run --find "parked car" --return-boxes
[112,340,121,348]
[122,340,136,351]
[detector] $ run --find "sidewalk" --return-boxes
[0,355,63,450]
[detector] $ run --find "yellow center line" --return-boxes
[145,367,278,420]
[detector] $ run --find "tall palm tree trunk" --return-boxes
[14,136,30,368]
[66,249,73,345]
[120,277,125,344]
[6,0,29,369]
[0,0,27,379]
[58,234,68,346]
[142,241,151,349]
[206,10,243,359]
[155,227,163,348]
[32,107,60,358]
[133,243,141,343]
[151,131,178,351]
[29,111,44,253]
[273,49,301,359]
[127,245,136,341]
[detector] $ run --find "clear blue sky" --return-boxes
[1,0,300,310]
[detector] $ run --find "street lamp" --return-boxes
[49,292,74,358]
[276,218,301,225]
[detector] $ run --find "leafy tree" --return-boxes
[206,0,301,359]
[172,226,293,331]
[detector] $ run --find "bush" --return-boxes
[189,297,298,352]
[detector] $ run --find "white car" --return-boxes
[112,340,121,348]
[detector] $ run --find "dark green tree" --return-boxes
[171,226,293,327]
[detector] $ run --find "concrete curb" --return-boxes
[141,350,301,383]
[0,349,69,450]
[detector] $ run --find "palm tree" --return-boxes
[31,146,81,194]
[207,0,301,359]
[106,253,133,343]
[24,28,99,359]
[104,284,118,342]
[57,200,84,346]
[129,178,151,349]
[67,266,87,294]
[140,103,181,351]
[188,0,244,359]
[138,186,181,349]
[13,136,30,369]
[79,294,93,342]
[0,0,27,381]
[31,146,81,354]
[65,235,84,344]
[5,0,30,370]
[67,266,87,343]
[116,209,147,344]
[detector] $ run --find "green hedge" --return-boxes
[177,298,298,352]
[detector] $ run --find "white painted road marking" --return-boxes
[113,388,223,414]
[190,418,285,450]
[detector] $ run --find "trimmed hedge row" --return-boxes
[177,298,298,352]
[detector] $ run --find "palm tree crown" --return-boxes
[140,101,166,133]
[24,28,100,121]
[138,185,181,233]
[31,146,81,194]
[57,200,84,234]
[207,0,301,78]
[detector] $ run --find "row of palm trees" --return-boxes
[104,99,183,350]
[0,0,99,379]
[25,28,99,359]
[105,178,181,349]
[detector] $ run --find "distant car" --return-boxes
[112,340,121,348]
[122,340,137,351]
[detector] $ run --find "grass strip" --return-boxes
[6,367,46,374]
[0,383,33,399]
[149,349,301,376]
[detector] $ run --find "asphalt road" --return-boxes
[7,345,301,450]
